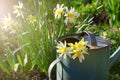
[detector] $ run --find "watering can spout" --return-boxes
[110,47,120,65]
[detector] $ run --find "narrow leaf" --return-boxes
[12,43,30,55]
[17,55,23,67]
[0,57,10,74]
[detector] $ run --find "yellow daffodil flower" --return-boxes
[68,38,88,62]
[68,43,76,52]
[72,50,85,63]
[58,46,67,55]
[72,38,88,62]
[27,15,37,24]
[75,38,87,50]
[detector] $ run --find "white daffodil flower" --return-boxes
[56,41,68,59]
[64,7,78,25]
[1,13,12,30]
[54,4,64,19]
[13,1,24,18]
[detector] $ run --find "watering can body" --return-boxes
[48,31,120,80]
[57,47,110,80]
[57,34,110,80]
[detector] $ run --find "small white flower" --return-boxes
[13,1,24,18]
[56,41,68,59]
[64,7,78,25]
[54,4,64,19]
[1,13,12,30]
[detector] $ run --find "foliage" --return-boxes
[109,74,120,80]
[0,0,91,79]
[104,0,120,27]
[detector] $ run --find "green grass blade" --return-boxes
[17,55,23,67]
[0,56,10,74]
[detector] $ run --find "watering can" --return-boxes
[48,31,120,80]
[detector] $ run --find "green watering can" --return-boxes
[48,31,120,80]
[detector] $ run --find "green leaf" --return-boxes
[12,43,30,55]
[0,56,10,74]
[17,55,23,67]
[6,53,15,70]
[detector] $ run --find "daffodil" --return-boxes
[68,38,88,62]
[13,1,24,18]
[54,4,64,19]
[75,38,88,51]
[72,50,87,63]
[72,38,88,63]
[68,43,76,52]
[27,15,37,24]
[56,41,68,58]
[1,13,12,30]
[64,7,78,25]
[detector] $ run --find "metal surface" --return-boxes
[57,31,110,80]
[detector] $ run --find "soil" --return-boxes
[27,69,56,80]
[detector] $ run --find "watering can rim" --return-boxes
[57,31,110,51]
[57,31,120,64]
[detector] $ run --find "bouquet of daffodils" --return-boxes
[56,38,88,63]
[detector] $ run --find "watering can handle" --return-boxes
[48,58,61,80]
[78,31,97,46]
[110,46,120,65]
